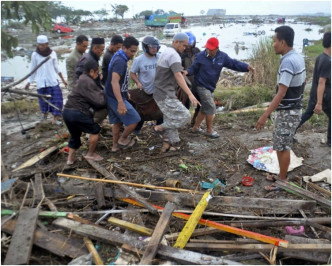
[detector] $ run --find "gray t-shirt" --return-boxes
[131,53,159,95]
[153,47,183,101]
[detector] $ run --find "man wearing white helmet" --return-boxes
[25,35,67,125]
[130,36,162,135]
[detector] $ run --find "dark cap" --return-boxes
[91,37,105,45]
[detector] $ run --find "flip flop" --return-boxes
[161,140,181,153]
[204,131,220,138]
[84,154,104,161]
[264,184,281,192]
[190,128,203,134]
[66,160,74,165]
[118,138,136,149]
[266,174,288,182]
[152,127,164,138]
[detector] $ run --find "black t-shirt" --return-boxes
[310,52,331,104]
[101,49,115,85]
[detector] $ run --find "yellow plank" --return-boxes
[108,217,153,236]
[83,237,104,265]
[174,191,211,249]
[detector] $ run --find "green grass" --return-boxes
[1,99,39,114]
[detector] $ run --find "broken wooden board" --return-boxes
[42,183,317,214]
[121,198,289,248]
[2,219,88,259]
[165,227,220,241]
[174,192,211,249]
[184,242,331,252]
[4,208,39,265]
[140,202,175,265]
[94,183,106,209]
[282,235,331,263]
[108,217,153,236]
[33,173,44,204]
[122,243,241,265]
[275,180,331,208]
[12,145,58,172]
[83,159,158,214]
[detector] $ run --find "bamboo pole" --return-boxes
[83,237,104,265]
[57,173,204,194]
[120,198,289,248]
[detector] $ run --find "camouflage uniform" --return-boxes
[273,109,302,151]
[155,97,191,144]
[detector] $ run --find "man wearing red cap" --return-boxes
[184,37,254,138]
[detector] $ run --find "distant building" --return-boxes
[206,9,226,16]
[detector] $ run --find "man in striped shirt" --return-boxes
[256,26,306,191]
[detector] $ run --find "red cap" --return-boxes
[204,37,219,50]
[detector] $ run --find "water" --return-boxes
[1,22,323,81]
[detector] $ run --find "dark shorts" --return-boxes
[106,96,141,126]
[273,109,301,151]
[196,86,216,115]
[63,108,101,149]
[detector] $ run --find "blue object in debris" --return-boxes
[200,179,225,189]
[1,178,18,194]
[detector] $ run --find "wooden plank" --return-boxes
[307,182,331,197]
[283,235,331,263]
[140,202,175,265]
[83,237,104,265]
[4,208,39,265]
[1,219,88,259]
[120,198,289,248]
[275,180,331,208]
[165,227,220,241]
[174,192,211,249]
[108,217,153,236]
[122,243,241,265]
[94,183,106,209]
[184,242,331,252]
[33,173,43,203]
[82,160,159,214]
[12,145,58,172]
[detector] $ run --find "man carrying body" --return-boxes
[153,33,200,152]
[130,36,162,135]
[66,35,88,91]
[256,26,306,190]
[101,35,123,86]
[295,31,331,147]
[105,36,141,152]
[25,35,67,125]
[184,37,253,138]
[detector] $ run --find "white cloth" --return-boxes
[303,169,331,184]
[28,51,60,88]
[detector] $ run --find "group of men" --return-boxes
[25,26,331,191]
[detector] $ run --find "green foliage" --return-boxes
[111,4,129,19]
[139,10,153,17]
[297,16,331,26]
[1,1,52,57]
[1,99,39,114]
[214,86,274,110]
[248,37,280,89]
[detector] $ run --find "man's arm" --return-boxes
[174,72,200,108]
[314,77,327,114]
[130,72,142,90]
[111,72,127,115]
[256,84,288,130]
[58,72,68,88]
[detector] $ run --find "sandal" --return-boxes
[266,174,288,182]
[190,128,203,134]
[161,140,181,153]
[84,153,104,161]
[264,184,281,192]
[152,127,164,138]
[66,160,74,165]
[204,131,220,138]
[118,138,136,149]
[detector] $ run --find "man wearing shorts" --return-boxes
[256,26,306,190]
[184,37,253,138]
[105,36,141,152]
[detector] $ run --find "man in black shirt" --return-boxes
[296,32,331,146]
[101,35,123,86]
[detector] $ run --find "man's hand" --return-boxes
[256,114,268,130]
[137,82,143,90]
[314,103,323,114]
[188,94,200,109]
[117,101,127,115]
[25,83,30,90]
[248,65,255,72]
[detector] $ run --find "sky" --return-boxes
[62,0,331,17]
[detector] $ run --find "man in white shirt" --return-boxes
[25,35,67,125]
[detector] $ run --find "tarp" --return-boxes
[247,146,303,174]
